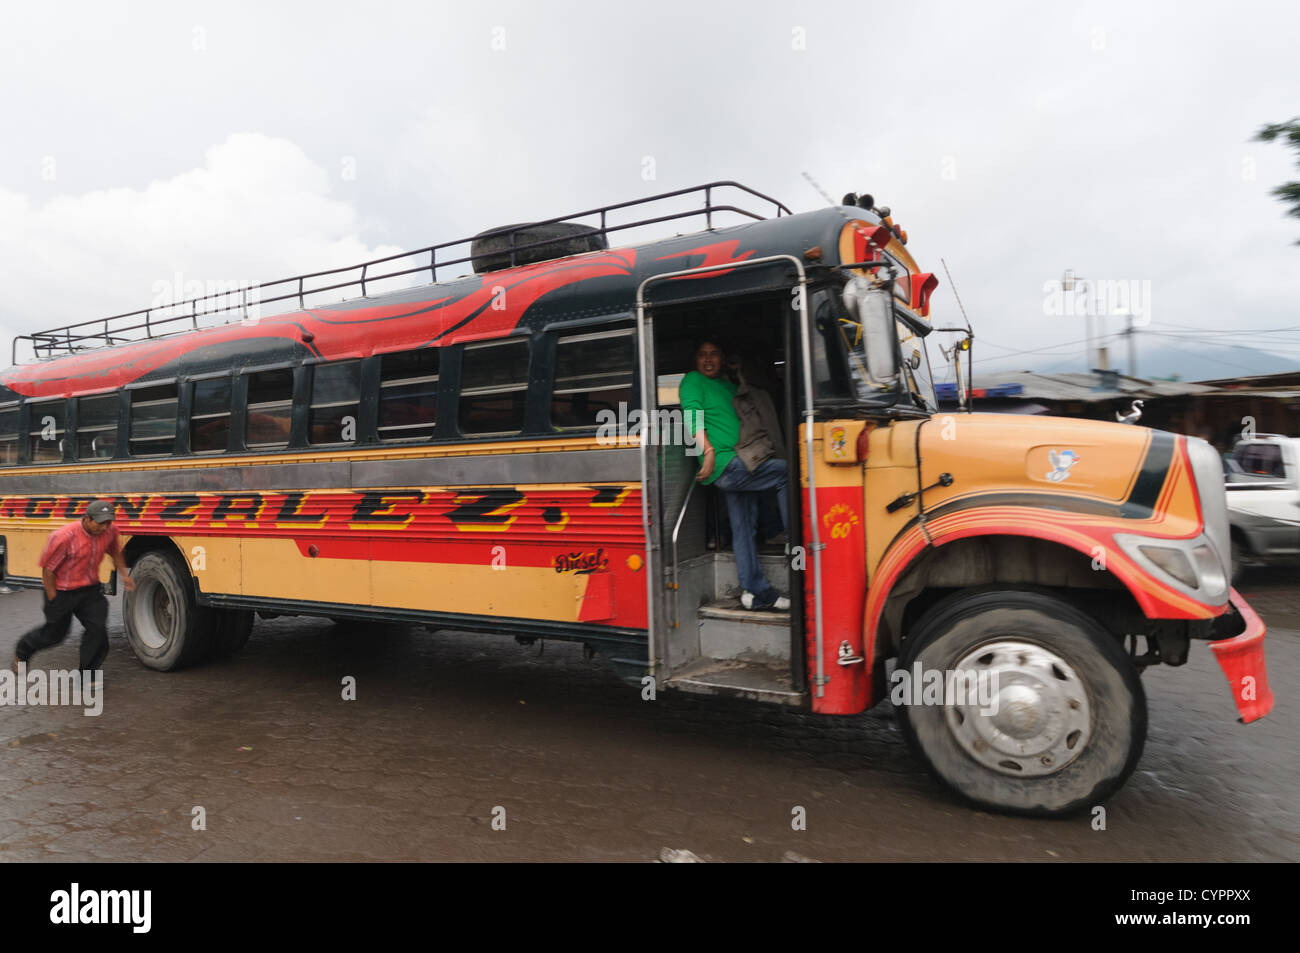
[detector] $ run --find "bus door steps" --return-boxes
[697,598,790,663]
[666,658,802,707]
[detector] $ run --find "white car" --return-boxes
[1226,435,1300,582]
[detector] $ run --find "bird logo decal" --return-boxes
[1047,449,1080,482]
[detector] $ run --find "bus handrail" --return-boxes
[12,181,793,365]
[669,469,696,629]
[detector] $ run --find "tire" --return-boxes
[1230,537,1246,587]
[209,609,255,659]
[470,222,607,274]
[122,550,216,671]
[896,588,1146,817]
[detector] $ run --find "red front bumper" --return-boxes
[1209,589,1274,723]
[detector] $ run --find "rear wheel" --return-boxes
[897,589,1146,817]
[209,609,255,659]
[123,550,215,670]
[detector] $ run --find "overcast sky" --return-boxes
[2,0,1298,382]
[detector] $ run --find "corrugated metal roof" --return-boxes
[1199,371,1300,387]
[967,371,1213,403]
[1202,389,1300,399]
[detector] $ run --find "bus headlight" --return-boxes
[1191,543,1227,594]
[1138,545,1197,588]
[1185,436,1232,587]
[1115,533,1229,606]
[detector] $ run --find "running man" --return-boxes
[10,500,135,674]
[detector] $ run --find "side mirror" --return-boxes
[955,337,971,410]
[842,277,898,385]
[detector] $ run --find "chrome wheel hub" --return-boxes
[944,641,1091,777]
[132,578,175,651]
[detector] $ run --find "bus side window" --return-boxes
[459,338,529,437]
[191,378,232,453]
[310,361,361,445]
[245,369,293,449]
[550,327,634,429]
[77,393,119,459]
[379,349,439,442]
[28,399,67,463]
[129,384,178,456]
[0,402,19,466]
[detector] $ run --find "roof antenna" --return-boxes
[801,171,843,211]
[940,258,972,337]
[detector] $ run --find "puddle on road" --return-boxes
[6,731,59,748]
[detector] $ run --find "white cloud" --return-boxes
[0,133,405,360]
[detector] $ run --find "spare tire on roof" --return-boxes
[470,221,608,274]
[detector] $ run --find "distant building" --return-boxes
[939,370,1300,450]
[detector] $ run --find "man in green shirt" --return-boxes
[679,339,790,611]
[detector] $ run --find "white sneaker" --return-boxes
[741,590,790,612]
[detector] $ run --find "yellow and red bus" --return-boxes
[0,181,1272,815]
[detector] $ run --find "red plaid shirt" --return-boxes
[38,521,121,590]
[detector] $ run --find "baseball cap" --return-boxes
[85,500,116,524]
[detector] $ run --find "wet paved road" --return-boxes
[0,577,1296,863]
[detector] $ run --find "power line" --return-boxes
[1150,320,1300,334]
[978,333,1105,356]
[1038,350,1091,373]
[1146,326,1300,345]
[1148,336,1277,375]
[1138,329,1300,356]
[960,324,1300,373]
[973,333,1123,365]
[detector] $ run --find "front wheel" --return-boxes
[897,589,1146,817]
[1230,537,1246,587]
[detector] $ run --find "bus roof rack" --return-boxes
[12,181,792,365]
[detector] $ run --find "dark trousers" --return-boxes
[16,584,110,671]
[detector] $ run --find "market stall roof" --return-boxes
[938,371,1213,404]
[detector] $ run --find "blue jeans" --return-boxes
[713,456,788,595]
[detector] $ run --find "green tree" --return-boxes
[1255,117,1300,243]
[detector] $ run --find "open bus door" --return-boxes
[636,256,816,706]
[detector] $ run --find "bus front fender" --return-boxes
[860,518,1232,711]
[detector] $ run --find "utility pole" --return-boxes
[1116,307,1137,378]
[1064,269,1090,369]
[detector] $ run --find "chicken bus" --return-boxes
[0,181,1273,815]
